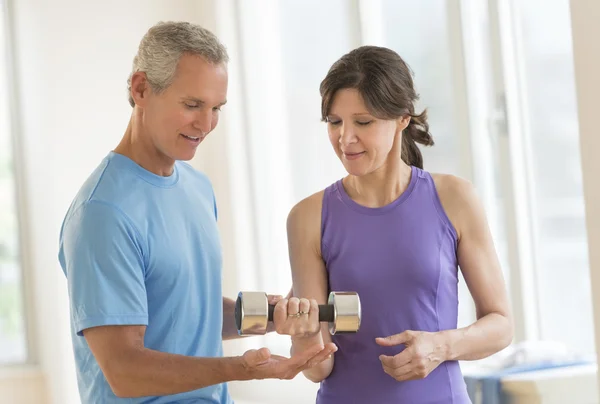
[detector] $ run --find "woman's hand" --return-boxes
[375,330,448,382]
[272,297,321,340]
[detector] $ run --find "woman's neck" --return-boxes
[343,159,413,208]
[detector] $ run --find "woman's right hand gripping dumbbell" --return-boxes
[240,295,337,381]
[272,297,338,360]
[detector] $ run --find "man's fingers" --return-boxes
[256,347,271,363]
[268,294,284,305]
[245,347,271,366]
[305,343,337,368]
[288,342,325,368]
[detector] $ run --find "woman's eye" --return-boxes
[356,121,372,126]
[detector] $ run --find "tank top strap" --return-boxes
[415,167,459,244]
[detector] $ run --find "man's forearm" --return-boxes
[107,347,249,398]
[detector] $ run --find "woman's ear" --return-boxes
[397,115,411,132]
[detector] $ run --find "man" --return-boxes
[58,21,335,403]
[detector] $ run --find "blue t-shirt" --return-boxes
[58,151,232,404]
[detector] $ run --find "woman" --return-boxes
[273,45,513,403]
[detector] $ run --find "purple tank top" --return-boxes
[318,166,471,404]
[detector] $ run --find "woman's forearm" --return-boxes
[441,312,513,361]
[291,333,334,382]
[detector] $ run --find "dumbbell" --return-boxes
[235,291,361,336]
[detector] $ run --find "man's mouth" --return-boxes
[181,134,200,141]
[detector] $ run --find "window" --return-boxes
[513,0,593,355]
[0,0,27,364]
[382,0,462,176]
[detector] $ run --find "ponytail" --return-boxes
[401,109,434,169]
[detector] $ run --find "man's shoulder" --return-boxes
[177,160,211,182]
[176,161,215,195]
[61,154,141,230]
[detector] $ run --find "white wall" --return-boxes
[7,1,225,403]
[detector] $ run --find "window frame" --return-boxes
[1,0,37,366]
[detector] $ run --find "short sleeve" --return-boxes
[213,192,218,221]
[59,201,148,336]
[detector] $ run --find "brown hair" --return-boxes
[319,46,434,169]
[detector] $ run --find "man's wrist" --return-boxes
[220,355,254,382]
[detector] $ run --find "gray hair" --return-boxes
[127,21,229,107]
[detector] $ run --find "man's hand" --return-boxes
[240,342,337,380]
[265,294,284,333]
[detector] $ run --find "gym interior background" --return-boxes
[0,0,599,403]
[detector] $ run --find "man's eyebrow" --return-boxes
[182,97,205,104]
[183,97,228,107]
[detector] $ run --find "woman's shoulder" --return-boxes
[287,189,326,225]
[429,172,474,197]
[429,172,481,240]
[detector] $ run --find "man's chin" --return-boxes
[175,153,197,162]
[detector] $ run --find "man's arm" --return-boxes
[85,325,242,397]
[222,297,242,340]
[84,324,332,398]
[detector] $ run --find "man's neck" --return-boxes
[114,115,175,177]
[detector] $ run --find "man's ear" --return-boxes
[130,71,151,107]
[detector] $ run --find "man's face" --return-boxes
[137,54,228,162]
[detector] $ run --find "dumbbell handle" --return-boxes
[268,304,335,323]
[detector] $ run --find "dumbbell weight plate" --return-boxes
[235,291,269,335]
[328,291,362,334]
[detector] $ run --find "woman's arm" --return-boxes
[286,191,336,382]
[434,174,514,360]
